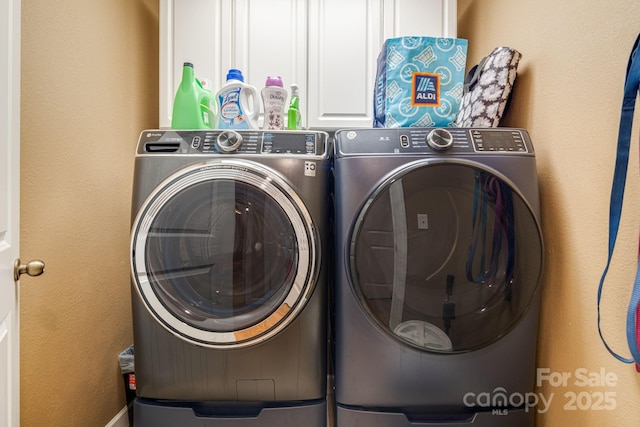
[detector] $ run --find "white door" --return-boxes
[0,1,21,426]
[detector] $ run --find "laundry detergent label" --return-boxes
[218,88,249,129]
[373,36,468,128]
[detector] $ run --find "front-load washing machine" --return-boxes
[333,128,544,426]
[129,129,330,427]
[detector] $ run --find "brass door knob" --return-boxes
[14,259,45,281]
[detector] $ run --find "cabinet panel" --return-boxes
[161,0,223,128]
[243,1,306,93]
[383,0,456,39]
[307,0,381,128]
[229,0,307,128]
[307,0,456,128]
[160,0,305,128]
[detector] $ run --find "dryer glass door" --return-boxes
[350,160,543,352]
[132,160,318,348]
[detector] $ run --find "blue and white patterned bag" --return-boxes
[373,36,468,128]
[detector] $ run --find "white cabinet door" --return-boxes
[307,0,382,129]
[161,0,457,129]
[160,0,306,128]
[225,0,307,128]
[160,0,220,128]
[382,0,457,40]
[307,0,457,128]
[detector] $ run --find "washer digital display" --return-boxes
[262,132,317,154]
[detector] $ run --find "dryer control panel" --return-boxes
[137,129,328,157]
[336,128,532,156]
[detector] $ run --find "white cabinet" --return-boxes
[160,0,457,129]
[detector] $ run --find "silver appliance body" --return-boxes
[333,128,544,426]
[130,129,330,427]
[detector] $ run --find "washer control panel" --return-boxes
[337,128,531,155]
[138,130,327,156]
[469,129,527,152]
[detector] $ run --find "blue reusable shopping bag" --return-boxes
[373,36,468,128]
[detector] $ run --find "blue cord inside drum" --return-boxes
[466,171,515,298]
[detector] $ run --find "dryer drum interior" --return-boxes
[349,160,543,353]
[131,161,318,348]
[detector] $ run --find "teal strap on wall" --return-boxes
[597,33,640,365]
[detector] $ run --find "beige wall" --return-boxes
[20,0,158,425]
[17,0,640,426]
[459,0,640,425]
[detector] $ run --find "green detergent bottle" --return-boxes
[171,62,216,129]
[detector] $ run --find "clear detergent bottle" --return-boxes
[171,62,216,129]
[215,69,259,129]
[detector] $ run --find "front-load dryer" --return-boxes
[129,129,330,427]
[333,128,544,426]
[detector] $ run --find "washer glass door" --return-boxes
[132,160,317,348]
[350,160,543,352]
